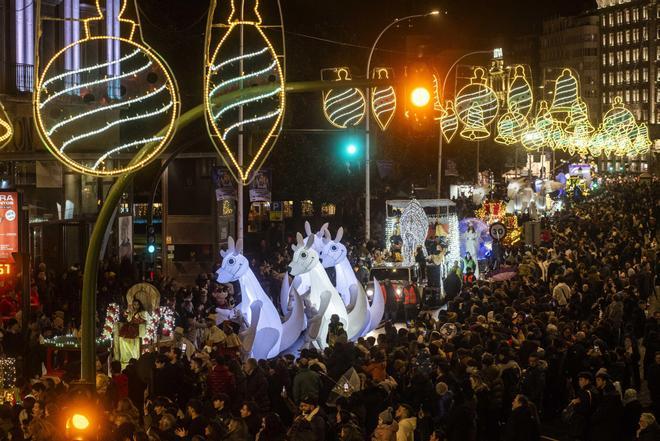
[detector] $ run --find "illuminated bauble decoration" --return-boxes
[399,198,428,266]
[507,65,533,117]
[204,0,285,184]
[34,0,180,177]
[371,68,396,131]
[460,102,490,141]
[549,68,579,121]
[438,100,459,143]
[322,68,366,129]
[495,110,528,145]
[521,101,555,151]
[602,96,636,139]
[455,67,499,139]
[0,103,13,150]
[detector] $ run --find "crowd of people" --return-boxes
[0,178,657,441]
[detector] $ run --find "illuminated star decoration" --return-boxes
[371,68,396,131]
[455,67,499,141]
[399,198,429,266]
[33,0,180,177]
[322,68,367,129]
[204,0,285,184]
[0,103,13,150]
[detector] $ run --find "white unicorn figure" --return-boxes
[290,221,328,307]
[288,232,348,349]
[216,237,282,359]
[320,227,370,340]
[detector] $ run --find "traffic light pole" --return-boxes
[78,79,389,387]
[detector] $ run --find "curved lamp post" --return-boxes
[364,10,439,241]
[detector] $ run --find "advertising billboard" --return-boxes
[0,191,19,262]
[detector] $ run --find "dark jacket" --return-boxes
[292,367,321,404]
[621,400,642,441]
[503,405,540,441]
[208,363,236,397]
[590,384,623,441]
[637,421,660,441]
[245,367,270,412]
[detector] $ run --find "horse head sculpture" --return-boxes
[320,227,346,269]
[288,233,320,277]
[217,237,249,282]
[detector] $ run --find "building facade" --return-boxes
[540,13,601,119]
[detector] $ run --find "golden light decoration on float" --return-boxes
[204,0,285,184]
[371,68,396,131]
[438,100,459,143]
[549,68,579,121]
[321,67,367,129]
[455,67,499,141]
[0,103,13,150]
[33,0,180,177]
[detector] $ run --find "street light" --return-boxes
[435,50,492,198]
[365,10,440,241]
[411,86,431,107]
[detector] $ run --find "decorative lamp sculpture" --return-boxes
[204,0,285,184]
[34,0,180,177]
[371,68,396,131]
[455,67,499,141]
[322,67,366,129]
[399,198,429,266]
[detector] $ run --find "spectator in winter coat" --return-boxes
[244,358,270,413]
[503,394,540,441]
[371,407,398,441]
[590,373,623,441]
[292,358,321,404]
[636,413,660,441]
[621,388,642,441]
[394,404,416,441]
[208,356,235,398]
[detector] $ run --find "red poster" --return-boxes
[0,192,18,262]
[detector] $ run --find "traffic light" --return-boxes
[146,225,156,254]
[410,86,431,108]
[345,143,358,156]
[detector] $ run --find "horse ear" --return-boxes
[296,232,305,246]
[235,239,244,254]
[305,234,315,250]
[291,244,298,252]
[304,221,312,236]
[318,222,329,237]
[220,249,227,258]
[335,227,344,243]
[227,237,235,252]
[323,229,331,244]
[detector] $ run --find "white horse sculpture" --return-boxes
[288,232,348,349]
[320,227,371,340]
[217,237,301,359]
[286,221,328,313]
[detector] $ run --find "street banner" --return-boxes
[0,192,18,262]
[212,167,237,201]
[249,169,271,203]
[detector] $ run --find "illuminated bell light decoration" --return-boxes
[399,199,429,266]
[521,101,555,151]
[0,103,13,150]
[564,99,594,135]
[455,67,499,141]
[549,68,579,121]
[631,123,652,155]
[602,96,636,139]
[438,100,459,143]
[204,0,285,184]
[495,110,528,145]
[322,68,366,129]
[33,0,180,177]
[461,102,490,140]
[507,65,534,118]
[371,68,396,131]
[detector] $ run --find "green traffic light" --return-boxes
[346,144,357,155]
[147,244,156,254]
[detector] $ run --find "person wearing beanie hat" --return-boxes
[371,407,398,441]
[622,388,642,441]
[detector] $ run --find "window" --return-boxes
[609,72,615,84]
[617,71,623,84]
[642,47,648,61]
[625,9,630,23]
[625,70,630,83]
[14,0,34,91]
[642,6,648,20]
[632,7,639,22]
[632,48,639,62]
[632,28,639,42]
[609,53,615,65]
[283,201,294,218]
[617,31,623,44]
[301,200,314,217]
[106,0,121,99]
[625,29,630,43]
[625,50,630,63]
[616,11,622,24]
[602,93,607,104]
[601,15,607,27]
[632,89,639,103]
[602,54,607,66]
[642,89,648,102]
[602,73,607,85]
[632,69,639,82]
[642,68,648,82]
[643,27,648,40]
[602,34,607,46]
[609,12,614,26]
[625,90,630,103]
[321,203,336,217]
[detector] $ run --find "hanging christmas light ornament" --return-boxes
[495,110,528,145]
[631,123,652,156]
[507,65,533,118]
[371,68,396,131]
[438,100,459,143]
[549,68,579,123]
[564,99,594,135]
[521,101,555,151]
[455,67,499,141]
[204,0,286,184]
[0,103,13,150]
[321,67,366,129]
[34,0,180,177]
[602,96,636,139]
